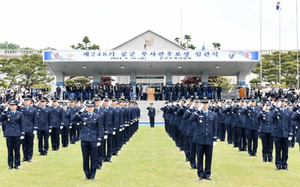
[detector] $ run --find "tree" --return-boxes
[71,36,100,50]
[250,78,261,85]
[75,76,90,85]
[174,35,196,50]
[212,43,221,50]
[0,42,20,49]
[0,54,53,89]
[252,51,298,86]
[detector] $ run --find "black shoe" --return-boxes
[185,158,190,162]
[85,177,90,180]
[8,167,13,170]
[282,167,289,170]
[22,158,27,162]
[96,166,101,170]
[190,166,196,170]
[198,177,204,180]
[276,167,281,170]
[205,177,212,180]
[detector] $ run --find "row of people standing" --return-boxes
[161,96,300,180]
[162,84,222,101]
[63,83,133,101]
[0,96,140,180]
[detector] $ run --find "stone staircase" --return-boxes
[137,101,165,122]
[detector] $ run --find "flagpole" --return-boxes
[180,9,183,45]
[296,0,299,88]
[260,0,263,84]
[279,0,282,84]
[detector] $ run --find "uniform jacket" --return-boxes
[271,107,293,138]
[0,110,25,137]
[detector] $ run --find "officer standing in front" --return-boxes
[71,101,104,180]
[49,98,63,151]
[0,100,25,169]
[189,98,217,180]
[36,98,52,156]
[20,95,37,162]
[271,98,293,170]
[147,103,156,128]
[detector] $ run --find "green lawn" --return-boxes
[0,126,300,187]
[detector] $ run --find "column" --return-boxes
[202,70,209,85]
[165,70,172,86]
[237,71,247,86]
[56,71,64,100]
[93,71,100,86]
[130,70,136,99]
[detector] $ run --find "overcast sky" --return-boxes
[0,0,298,51]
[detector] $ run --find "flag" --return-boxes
[201,44,205,51]
[276,2,280,11]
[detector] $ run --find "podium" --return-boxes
[147,88,155,101]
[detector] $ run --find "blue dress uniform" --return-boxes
[49,103,63,150]
[0,100,25,169]
[69,103,79,144]
[177,104,190,161]
[61,103,71,147]
[189,103,217,180]
[271,106,293,170]
[233,104,246,151]
[103,105,116,162]
[112,105,121,155]
[184,106,197,169]
[291,108,300,149]
[223,105,234,144]
[257,105,274,162]
[215,103,226,141]
[147,104,155,128]
[241,105,260,156]
[93,105,107,169]
[71,101,104,180]
[20,103,37,162]
[36,100,52,156]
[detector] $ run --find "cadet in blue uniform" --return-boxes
[20,95,37,162]
[49,99,63,151]
[69,100,79,144]
[271,98,293,170]
[291,106,300,150]
[61,102,71,147]
[36,98,52,156]
[93,96,107,169]
[184,98,200,169]
[242,98,260,156]
[189,98,217,180]
[147,103,155,128]
[257,102,274,162]
[71,101,104,180]
[103,97,115,162]
[0,100,25,169]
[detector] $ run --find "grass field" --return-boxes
[0,126,300,187]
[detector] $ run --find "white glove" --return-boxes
[104,135,108,139]
[213,141,217,146]
[77,123,80,126]
[20,136,24,140]
[113,131,116,135]
[288,137,292,141]
[97,143,101,147]
[80,107,86,113]
[49,129,52,133]
[296,126,298,129]
[60,126,63,129]
[119,128,122,132]
[4,106,8,112]
[69,126,72,129]
[33,130,37,135]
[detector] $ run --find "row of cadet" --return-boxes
[0,95,140,180]
[160,96,300,181]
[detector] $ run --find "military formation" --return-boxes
[161,96,300,180]
[0,95,140,180]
